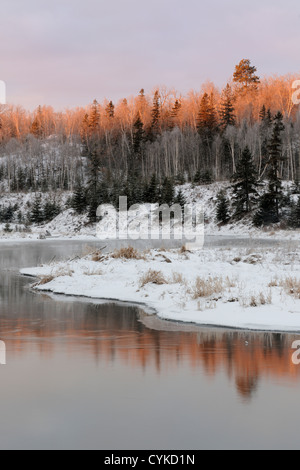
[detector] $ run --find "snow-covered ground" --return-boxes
[1,182,300,242]
[20,241,300,333]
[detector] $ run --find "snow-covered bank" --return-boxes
[2,182,300,242]
[1,180,300,243]
[20,242,300,333]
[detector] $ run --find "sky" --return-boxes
[1,0,300,110]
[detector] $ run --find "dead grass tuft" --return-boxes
[279,277,300,299]
[140,269,168,287]
[112,246,145,260]
[192,276,224,299]
[92,253,106,262]
[172,272,186,285]
[37,275,55,286]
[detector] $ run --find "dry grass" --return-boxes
[192,276,224,299]
[36,267,73,286]
[179,245,191,254]
[140,269,168,287]
[112,246,145,260]
[37,275,55,286]
[240,291,272,308]
[268,278,279,287]
[172,272,186,285]
[279,277,300,299]
[55,267,74,277]
[92,253,106,262]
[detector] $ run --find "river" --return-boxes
[0,239,299,450]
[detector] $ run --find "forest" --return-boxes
[0,59,300,228]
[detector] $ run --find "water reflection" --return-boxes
[0,292,299,402]
[0,240,299,406]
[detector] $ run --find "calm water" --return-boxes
[0,239,300,450]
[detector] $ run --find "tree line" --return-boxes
[0,59,300,227]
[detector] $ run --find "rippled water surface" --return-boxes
[0,240,299,450]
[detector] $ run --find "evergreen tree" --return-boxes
[197,93,218,142]
[105,101,115,119]
[260,105,272,125]
[86,149,101,222]
[89,100,100,133]
[266,112,285,218]
[233,59,260,92]
[253,193,278,226]
[30,195,44,225]
[132,113,145,161]
[87,179,110,223]
[144,174,159,203]
[80,113,90,151]
[160,177,175,206]
[174,189,186,208]
[259,105,267,121]
[150,90,161,138]
[216,192,230,224]
[231,146,259,216]
[194,170,213,185]
[169,100,182,129]
[72,180,87,214]
[30,106,44,139]
[220,84,236,130]
[43,200,61,222]
[259,106,273,168]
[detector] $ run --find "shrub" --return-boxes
[140,269,168,287]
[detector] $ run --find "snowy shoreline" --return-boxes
[2,182,300,243]
[20,241,300,333]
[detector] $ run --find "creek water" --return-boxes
[0,239,299,450]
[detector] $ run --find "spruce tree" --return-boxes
[259,105,267,121]
[216,192,230,224]
[266,112,285,219]
[253,193,278,227]
[43,200,61,222]
[220,84,236,130]
[72,180,87,214]
[169,100,182,129]
[160,177,175,206]
[232,147,259,216]
[197,93,218,143]
[31,195,44,225]
[150,90,161,138]
[144,174,159,203]
[86,150,101,223]
[174,189,186,208]
[105,101,115,119]
[89,100,100,133]
[30,106,44,139]
[132,113,145,160]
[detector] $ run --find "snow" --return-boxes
[20,241,300,333]
[1,182,300,242]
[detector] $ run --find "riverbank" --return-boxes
[2,182,300,242]
[21,241,300,332]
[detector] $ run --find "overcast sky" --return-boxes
[1,0,300,110]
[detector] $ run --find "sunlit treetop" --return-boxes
[233,59,260,92]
